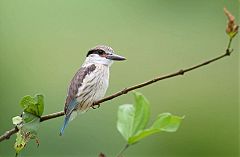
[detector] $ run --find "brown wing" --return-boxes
[64,64,96,114]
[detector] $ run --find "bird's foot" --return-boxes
[92,102,100,109]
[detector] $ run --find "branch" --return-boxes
[0,127,18,142]
[0,38,235,143]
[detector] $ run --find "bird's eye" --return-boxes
[86,49,106,57]
[98,50,105,55]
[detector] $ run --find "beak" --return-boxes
[106,53,126,61]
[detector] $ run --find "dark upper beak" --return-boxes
[106,53,126,61]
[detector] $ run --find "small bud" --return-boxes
[12,116,23,125]
[224,7,239,38]
[99,153,106,157]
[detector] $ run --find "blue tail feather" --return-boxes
[60,99,78,136]
[60,114,70,136]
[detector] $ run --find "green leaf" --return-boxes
[128,128,159,144]
[117,92,184,146]
[117,104,135,141]
[13,113,40,156]
[13,94,44,156]
[20,94,44,116]
[131,92,150,136]
[14,132,28,156]
[117,92,150,141]
[128,113,184,144]
[151,113,184,132]
[22,112,40,137]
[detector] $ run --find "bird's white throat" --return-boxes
[84,54,113,66]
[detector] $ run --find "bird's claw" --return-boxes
[92,103,100,109]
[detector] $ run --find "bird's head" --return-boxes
[85,45,126,66]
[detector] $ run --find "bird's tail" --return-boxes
[60,114,70,136]
[60,110,86,136]
[60,99,78,136]
[59,98,90,136]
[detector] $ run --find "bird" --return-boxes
[60,45,126,135]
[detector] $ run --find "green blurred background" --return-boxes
[0,0,239,157]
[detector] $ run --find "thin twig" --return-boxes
[116,144,129,157]
[0,38,235,142]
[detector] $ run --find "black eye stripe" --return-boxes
[86,49,106,57]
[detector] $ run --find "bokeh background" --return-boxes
[0,0,239,157]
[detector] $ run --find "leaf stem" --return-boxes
[116,144,129,157]
[227,37,233,50]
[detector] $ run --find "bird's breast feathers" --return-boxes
[77,64,109,100]
[65,64,109,113]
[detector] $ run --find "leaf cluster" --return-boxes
[12,94,44,156]
[117,92,184,145]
